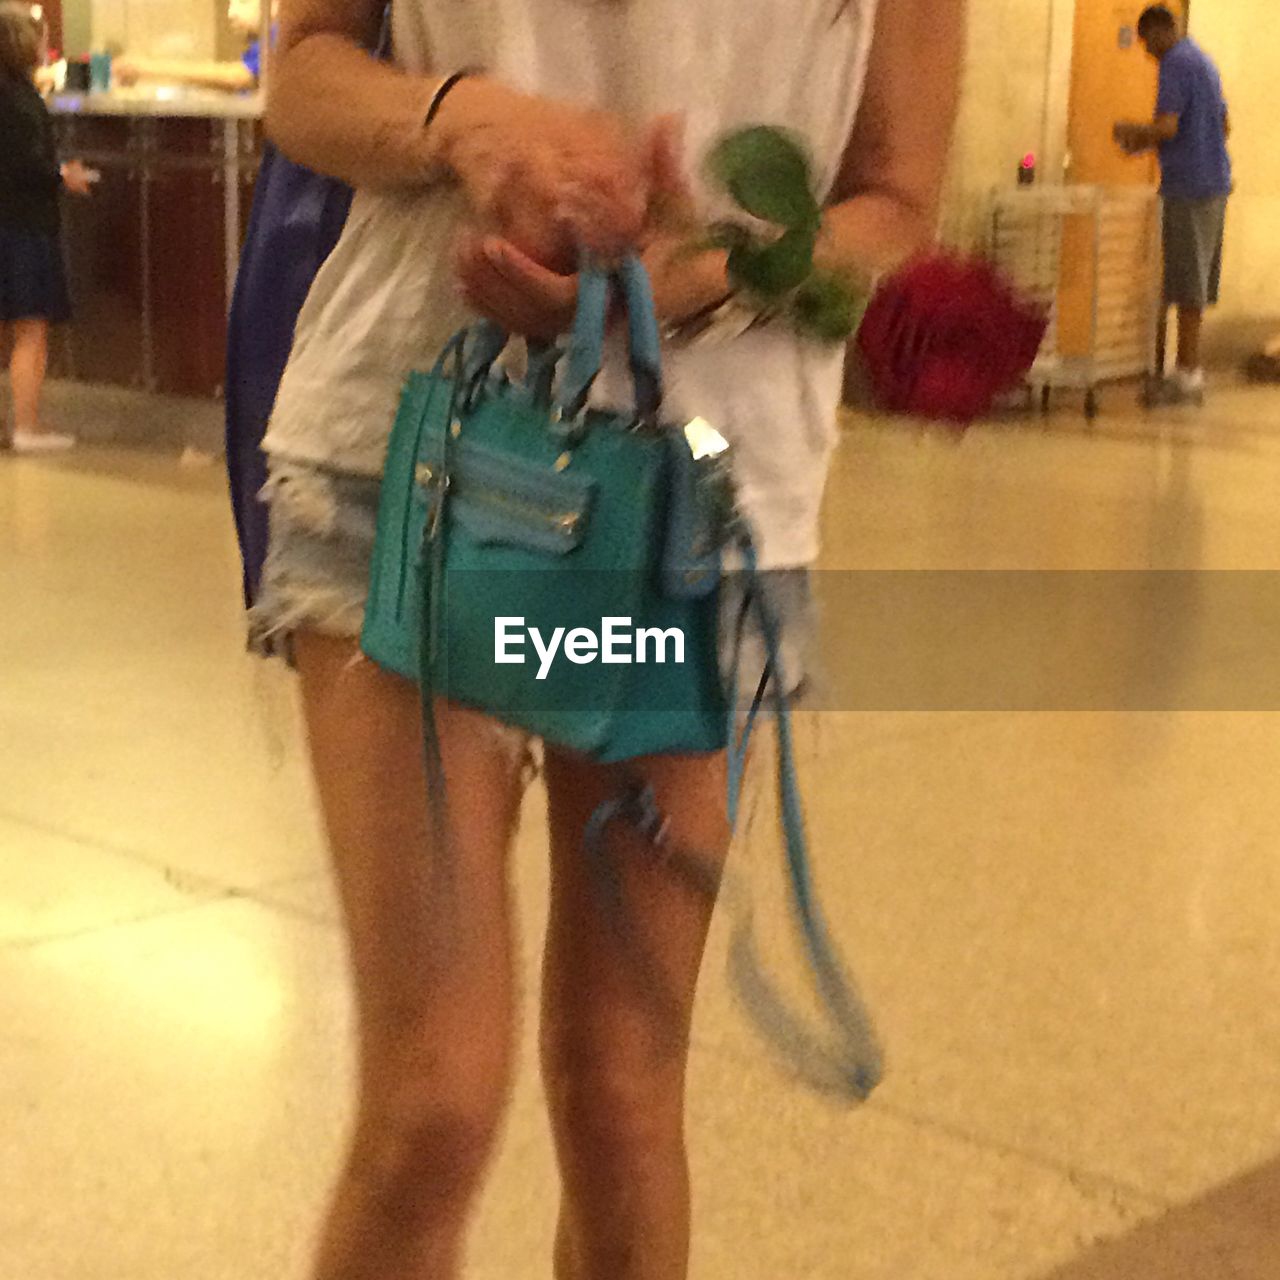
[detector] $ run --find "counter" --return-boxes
[51,90,265,119]
[49,93,264,399]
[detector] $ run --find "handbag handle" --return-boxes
[460,256,664,423]
[559,256,663,421]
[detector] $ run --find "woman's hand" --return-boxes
[454,233,577,340]
[454,114,729,340]
[60,161,95,198]
[455,231,730,342]
[434,80,653,273]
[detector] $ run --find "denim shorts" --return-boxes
[249,459,818,711]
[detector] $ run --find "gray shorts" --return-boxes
[1162,195,1227,309]
[249,459,817,712]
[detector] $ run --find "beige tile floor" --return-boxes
[3,381,1280,1279]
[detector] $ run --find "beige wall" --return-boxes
[90,0,217,59]
[1188,2,1280,350]
[940,1,1278,354]
[940,0,1075,249]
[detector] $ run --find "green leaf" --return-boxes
[706,126,821,230]
[728,226,818,300]
[789,271,869,343]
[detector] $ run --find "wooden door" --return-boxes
[1058,0,1185,357]
[1066,0,1187,186]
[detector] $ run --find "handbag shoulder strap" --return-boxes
[728,545,884,1100]
[583,539,884,1104]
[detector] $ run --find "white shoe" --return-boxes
[1173,367,1206,402]
[1142,371,1204,408]
[11,428,75,454]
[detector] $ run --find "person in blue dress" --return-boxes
[1,0,94,453]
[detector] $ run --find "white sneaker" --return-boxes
[1142,369,1205,408]
[11,428,75,454]
[1173,367,1206,402]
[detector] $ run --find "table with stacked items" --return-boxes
[990,184,1162,419]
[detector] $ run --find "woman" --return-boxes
[0,0,93,453]
[256,1,962,1276]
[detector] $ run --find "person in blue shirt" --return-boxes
[1115,5,1231,404]
[114,0,271,95]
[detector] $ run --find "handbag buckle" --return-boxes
[425,473,451,541]
[626,411,662,436]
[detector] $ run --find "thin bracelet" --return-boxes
[663,294,777,347]
[424,68,480,131]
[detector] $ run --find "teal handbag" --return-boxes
[362,256,729,762]
[361,257,884,1101]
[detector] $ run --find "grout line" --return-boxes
[0,804,316,899]
[870,1096,1170,1214]
[0,880,339,955]
[691,1030,1170,1216]
[0,805,232,896]
[0,806,334,947]
[240,882,341,930]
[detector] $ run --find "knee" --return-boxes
[542,1026,686,1158]
[348,1026,511,1222]
[346,1096,504,1224]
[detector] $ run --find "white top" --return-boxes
[262,0,879,568]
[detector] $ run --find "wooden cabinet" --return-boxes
[54,122,147,388]
[50,111,262,399]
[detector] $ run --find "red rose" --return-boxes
[855,254,1048,424]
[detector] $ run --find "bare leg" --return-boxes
[1154,302,1169,379]
[10,318,49,431]
[294,632,527,1280]
[1176,305,1203,371]
[540,748,730,1280]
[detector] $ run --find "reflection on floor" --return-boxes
[2,380,1280,1279]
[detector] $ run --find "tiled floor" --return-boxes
[3,381,1280,1279]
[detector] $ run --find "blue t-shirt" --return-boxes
[1156,39,1232,200]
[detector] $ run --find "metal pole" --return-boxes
[223,118,240,313]
[139,117,155,392]
[258,0,270,104]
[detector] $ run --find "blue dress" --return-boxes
[0,78,71,324]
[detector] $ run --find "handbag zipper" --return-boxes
[417,462,581,540]
[465,486,582,536]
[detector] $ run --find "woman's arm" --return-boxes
[819,0,965,276]
[267,0,440,185]
[457,0,965,337]
[114,56,257,93]
[268,0,649,264]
